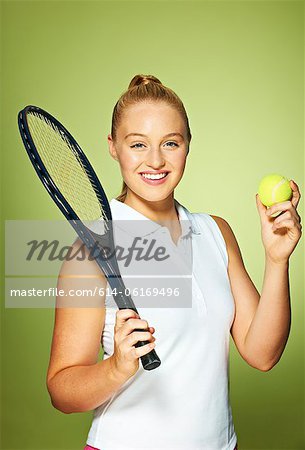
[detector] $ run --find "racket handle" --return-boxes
[109,291,161,370]
[135,339,161,371]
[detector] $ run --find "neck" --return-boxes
[123,190,179,226]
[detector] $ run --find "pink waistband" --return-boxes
[84,444,238,450]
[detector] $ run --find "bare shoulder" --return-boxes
[209,215,245,267]
[55,236,107,313]
[59,237,108,277]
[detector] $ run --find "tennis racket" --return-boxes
[18,105,161,371]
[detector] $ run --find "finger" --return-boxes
[127,331,155,346]
[134,341,156,359]
[115,309,139,330]
[256,193,267,215]
[266,201,293,218]
[273,220,302,232]
[121,318,149,337]
[290,180,301,209]
[272,210,292,224]
[273,210,301,227]
[272,218,295,231]
[256,193,271,223]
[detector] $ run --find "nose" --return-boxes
[146,147,166,169]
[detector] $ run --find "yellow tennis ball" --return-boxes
[258,173,292,207]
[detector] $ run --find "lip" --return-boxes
[138,171,170,185]
[138,171,169,174]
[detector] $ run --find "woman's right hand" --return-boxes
[111,309,156,379]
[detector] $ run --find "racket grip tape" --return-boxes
[134,329,161,370]
[136,343,161,371]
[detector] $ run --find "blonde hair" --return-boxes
[111,74,192,203]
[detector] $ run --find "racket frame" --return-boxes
[18,105,161,370]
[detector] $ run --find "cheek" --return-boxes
[118,150,141,172]
[170,153,187,172]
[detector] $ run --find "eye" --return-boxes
[165,141,178,148]
[130,141,179,149]
[130,143,145,149]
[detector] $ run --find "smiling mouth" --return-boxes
[139,171,169,180]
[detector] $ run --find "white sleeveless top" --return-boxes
[86,198,238,450]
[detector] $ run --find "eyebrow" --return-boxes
[124,132,185,140]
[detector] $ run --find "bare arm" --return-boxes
[211,216,291,371]
[47,238,156,413]
[243,257,290,370]
[46,239,129,414]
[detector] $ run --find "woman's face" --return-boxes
[108,101,189,203]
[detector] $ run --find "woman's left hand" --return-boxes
[256,180,302,264]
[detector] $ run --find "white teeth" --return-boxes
[141,172,167,180]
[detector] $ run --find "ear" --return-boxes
[108,134,119,161]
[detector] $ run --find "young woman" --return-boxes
[46,74,302,450]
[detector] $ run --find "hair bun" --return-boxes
[128,74,162,89]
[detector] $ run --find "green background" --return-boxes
[1,1,304,449]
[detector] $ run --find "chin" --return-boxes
[133,188,174,203]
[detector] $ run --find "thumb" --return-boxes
[255,193,268,220]
[115,309,139,329]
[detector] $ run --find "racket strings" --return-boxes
[28,112,108,224]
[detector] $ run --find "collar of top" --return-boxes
[109,198,201,238]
